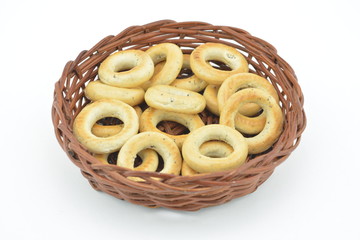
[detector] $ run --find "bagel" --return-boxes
[218,72,279,115]
[117,132,182,176]
[217,73,280,134]
[190,42,249,85]
[181,141,234,176]
[85,80,145,106]
[219,88,283,154]
[73,99,139,154]
[140,107,204,148]
[142,43,183,89]
[144,85,206,114]
[182,125,248,173]
[91,106,142,137]
[98,49,154,88]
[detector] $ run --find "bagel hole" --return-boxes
[241,132,259,138]
[157,121,190,135]
[116,68,133,73]
[96,117,123,126]
[231,91,264,118]
[199,109,220,125]
[155,154,164,172]
[107,151,119,165]
[133,152,163,172]
[133,155,143,168]
[241,108,264,118]
[153,61,165,75]
[114,62,136,73]
[200,140,234,158]
[207,60,232,71]
[177,67,194,79]
[250,109,264,117]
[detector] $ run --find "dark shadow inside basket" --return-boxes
[52,20,306,211]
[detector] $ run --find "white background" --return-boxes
[1,0,359,239]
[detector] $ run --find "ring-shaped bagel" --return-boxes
[73,99,139,154]
[98,49,154,88]
[85,81,145,106]
[203,85,220,116]
[145,85,206,114]
[140,107,205,148]
[218,73,280,116]
[219,88,283,154]
[181,141,234,176]
[91,106,142,137]
[170,54,208,92]
[117,132,182,176]
[203,84,265,134]
[182,125,248,173]
[190,43,249,85]
[142,43,183,89]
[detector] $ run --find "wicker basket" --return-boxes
[51,20,306,211]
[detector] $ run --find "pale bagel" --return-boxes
[145,85,206,114]
[182,125,248,173]
[181,141,234,176]
[217,72,280,134]
[90,106,142,137]
[85,80,144,106]
[98,49,154,88]
[220,88,283,154]
[142,43,183,89]
[140,107,204,148]
[190,43,249,85]
[117,132,182,176]
[73,99,139,154]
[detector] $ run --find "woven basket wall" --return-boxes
[51,19,306,211]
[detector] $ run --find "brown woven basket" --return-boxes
[51,20,306,211]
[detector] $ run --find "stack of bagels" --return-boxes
[73,42,283,179]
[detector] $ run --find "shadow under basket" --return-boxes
[51,20,306,211]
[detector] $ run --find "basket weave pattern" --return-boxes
[52,20,306,211]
